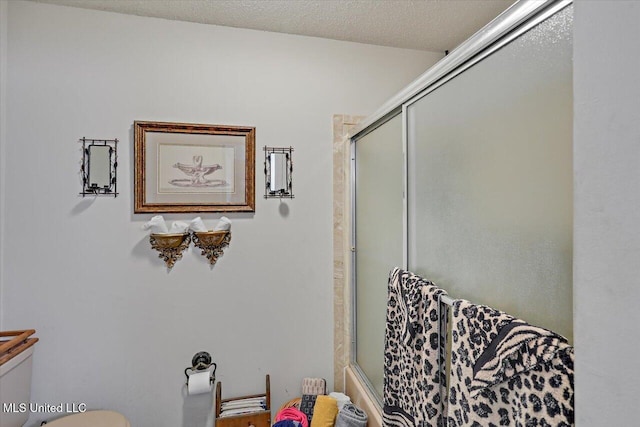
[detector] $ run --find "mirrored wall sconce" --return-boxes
[80,137,118,197]
[150,233,191,268]
[264,146,294,199]
[192,231,232,265]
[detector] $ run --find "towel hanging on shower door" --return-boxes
[446,299,574,426]
[382,268,448,427]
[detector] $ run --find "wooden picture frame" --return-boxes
[134,121,255,213]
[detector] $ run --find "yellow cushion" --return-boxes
[310,395,338,427]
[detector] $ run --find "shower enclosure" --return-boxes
[349,0,573,404]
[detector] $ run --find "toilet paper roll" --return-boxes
[169,221,189,234]
[187,371,212,395]
[213,216,232,231]
[142,215,169,234]
[189,217,208,232]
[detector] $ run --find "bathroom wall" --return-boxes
[0,0,7,314]
[573,1,640,424]
[0,2,441,426]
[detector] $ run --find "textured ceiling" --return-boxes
[30,0,516,52]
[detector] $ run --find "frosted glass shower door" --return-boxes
[407,7,573,341]
[353,113,403,400]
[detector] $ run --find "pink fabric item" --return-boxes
[275,407,309,427]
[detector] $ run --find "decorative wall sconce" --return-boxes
[264,146,294,198]
[144,216,232,268]
[149,233,191,268]
[80,137,118,197]
[192,231,232,265]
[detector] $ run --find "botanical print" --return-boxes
[157,143,235,194]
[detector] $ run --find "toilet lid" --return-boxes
[46,410,130,427]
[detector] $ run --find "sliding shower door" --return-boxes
[349,2,574,406]
[407,6,573,341]
[353,113,403,400]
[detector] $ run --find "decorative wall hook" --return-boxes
[149,233,191,268]
[192,231,231,266]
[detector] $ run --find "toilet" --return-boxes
[0,330,130,427]
[44,410,130,427]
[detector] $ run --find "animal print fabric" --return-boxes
[448,300,574,427]
[383,268,448,427]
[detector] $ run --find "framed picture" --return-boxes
[134,121,255,213]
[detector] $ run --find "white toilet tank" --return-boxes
[1,331,129,427]
[0,330,38,427]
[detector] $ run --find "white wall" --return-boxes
[6,1,640,425]
[0,0,8,324]
[0,2,441,426]
[574,1,640,424]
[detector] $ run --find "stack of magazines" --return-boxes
[219,396,267,417]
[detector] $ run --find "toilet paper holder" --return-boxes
[184,351,217,385]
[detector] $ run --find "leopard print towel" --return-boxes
[447,300,574,427]
[383,268,448,427]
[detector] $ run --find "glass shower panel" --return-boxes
[354,113,403,399]
[407,7,573,341]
